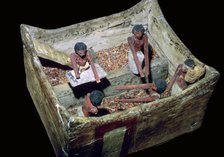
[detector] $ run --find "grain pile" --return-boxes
[42,67,68,86]
[101,90,149,111]
[97,43,159,72]
[97,43,129,72]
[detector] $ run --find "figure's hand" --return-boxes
[138,68,145,78]
[96,80,101,83]
[76,74,80,79]
[114,98,118,103]
[89,107,98,115]
[96,78,101,83]
[179,75,184,80]
[143,66,150,77]
[177,66,184,75]
[95,76,101,83]
[140,73,145,78]
[145,71,150,77]
[149,83,157,91]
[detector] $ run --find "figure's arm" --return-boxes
[115,83,154,90]
[84,93,100,116]
[87,51,101,83]
[162,64,183,97]
[82,93,91,117]
[70,53,80,79]
[128,36,144,77]
[143,34,150,76]
[114,95,158,103]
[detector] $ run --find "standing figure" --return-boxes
[128,24,150,79]
[70,42,101,83]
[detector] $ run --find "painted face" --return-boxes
[183,64,194,72]
[89,106,98,115]
[133,31,143,39]
[76,50,87,57]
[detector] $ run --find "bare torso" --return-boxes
[72,52,90,66]
[128,35,145,52]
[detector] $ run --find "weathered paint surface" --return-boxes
[21,0,220,157]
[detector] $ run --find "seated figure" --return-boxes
[114,58,206,102]
[162,58,206,97]
[78,90,112,117]
[114,79,167,103]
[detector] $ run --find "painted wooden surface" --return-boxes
[21,0,220,157]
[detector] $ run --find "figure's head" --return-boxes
[88,90,104,115]
[155,79,167,94]
[90,90,104,105]
[74,42,87,57]
[132,24,145,39]
[184,58,195,69]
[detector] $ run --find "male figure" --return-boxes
[128,24,151,79]
[162,58,205,97]
[70,42,101,83]
[114,79,167,103]
[81,90,112,117]
[115,58,205,102]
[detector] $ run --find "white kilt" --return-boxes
[128,50,144,74]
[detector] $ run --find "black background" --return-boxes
[10,0,223,156]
